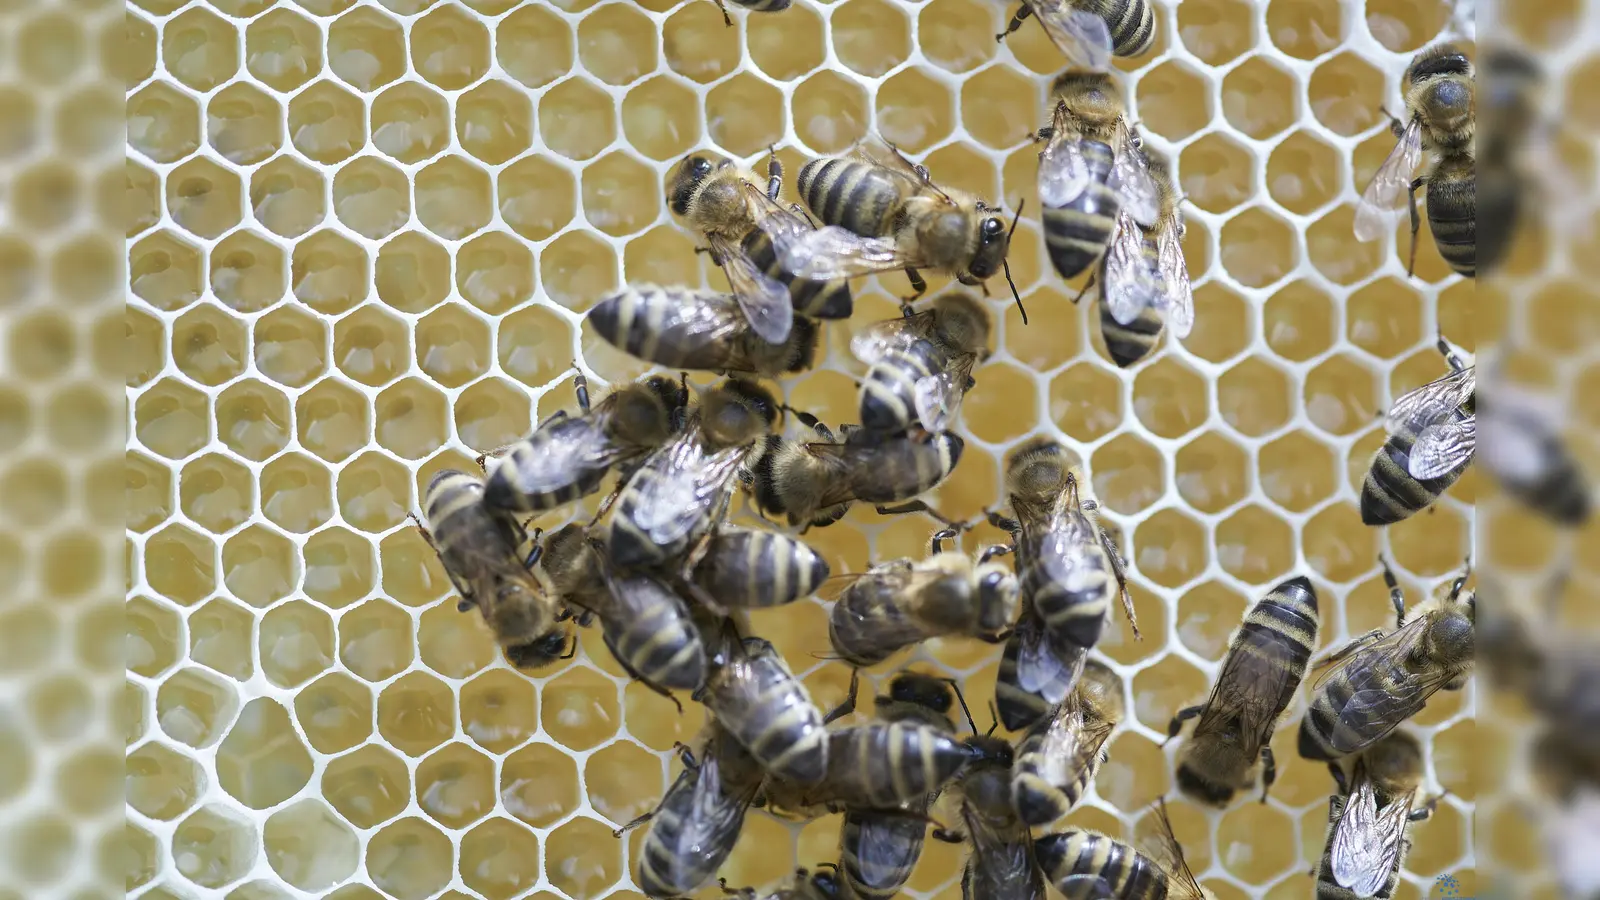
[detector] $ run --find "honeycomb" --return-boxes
[116,0,1502,897]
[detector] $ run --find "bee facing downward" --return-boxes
[997,0,1154,71]
[1360,336,1475,526]
[1315,730,1443,900]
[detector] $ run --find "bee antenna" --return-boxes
[1003,201,1027,325]
[940,677,979,735]
[986,701,1001,736]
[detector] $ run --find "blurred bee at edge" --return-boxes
[1475,346,1590,526]
[996,0,1153,71]
[1360,335,1475,527]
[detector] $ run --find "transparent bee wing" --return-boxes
[783,226,910,281]
[1153,217,1194,339]
[1354,117,1424,242]
[708,232,795,344]
[1408,415,1476,480]
[1016,612,1086,704]
[745,182,816,247]
[1139,800,1208,898]
[1030,1,1113,72]
[1038,137,1092,208]
[912,356,976,432]
[1476,404,1554,484]
[1109,133,1162,227]
[1331,779,1413,896]
[1385,367,1476,435]
[1100,209,1160,326]
[850,310,936,365]
[633,441,746,545]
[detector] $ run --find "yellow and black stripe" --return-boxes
[1087,0,1156,58]
[1359,420,1470,525]
[1425,158,1475,277]
[829,720,971,808]
[692,529,831,609]
[1044,140,1120,280]
[743,228,854,319]
[704,639,829,785]
[1034,829,1168,899]
[602,575,706,692]
[798,158,904,237]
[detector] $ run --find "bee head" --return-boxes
[932,292,993,355]
[807,866,842,898]
[883,672,955,716]
[668,154,723,216]
[965,213,1010,281]
[1426,594,1476,665]
[1004,437,1076,501]
[504,629,570,671]
[963,733,1015,768]
[1406,43,1473,85]
[700,378,780,447]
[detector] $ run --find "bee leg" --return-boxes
[1312,629,1387,669]
[1095,525,1140,640]
[572,369,591,413]
[823,668,860,725]
[1259,746,1277,803]
[1410,790,1448,822]
[1379,553,1407,628]
[1163,705,1204,746]
[902,267,927,305]
[711,0,731,26]
[942,677,979,734]
[585,481,628,529]
[877,500,964,530]
[1435,334,1466,372]
[930,827,966,843]
[1327,762,1350,795]
[996,2,1032,41]
[1406,176,1425,278]
[782,405,835,441]
[611,807,659,838]
[930,527,963,554]
[1448,554,1472,603]
[977,544,1014,565]
[1073,273,1097,305]
[1380,106,1407,139]
[716,877,756,898]
[765,149,784,202]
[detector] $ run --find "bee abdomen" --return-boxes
[637,776,711,895]
[743,229,853,319]
[997,637,1051,731]
[1100,302,1164,369]
[485,433,606,514]
[1359,432,1466,525]
[1043,141,1119,279]
[844,721,970,807]
[1012,738,1096,826]
[729,0,792,10]
[840,811,926,900]
[799,158,901,237]
[828,592,914,667]
[606,588,706,692]
[1426,177,1476,277]
[1298,676,1360,762]
[1034,830,1167,899]
[1234,576,1320,709]
[697,530,831,609]
[861,344,938,433]
[1031,579,1111,650]
[1105,0,1156,57]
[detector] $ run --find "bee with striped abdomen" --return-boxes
[689,525,832,612]
[726,867,843,900]
[538,524,707,698]
[620,720,766,898]
[850,292,991,435]
[1011,657,1125,826]
[1299,557,1474,762]
[670,152,852,325]
[1315,730,1442,900]
[1036,71,1160,282]
[1360,336,1475,526]
[698,634,830,785]
[587,284,819,378]
[1354,43,1476,278]
[995,619,1055,732]
[482,372,688,518]
[997,0,1153,70]
[826,527,1019,668]
[415,470,568,671]
[953,734,1048,900]
[710,0,791,27]
[1095,147,1193,368]
[787,142,1023,315]
[989,438,1139,709]
[1166,575,1320,807]
[1036,799,1214,900]
[747,420,964,530]
[1477,353,1590,526]
[596,378,780,573]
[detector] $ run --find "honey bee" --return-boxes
[747,421,965,530]
[595,378,780,573]
[953,734,1047,900]
[710,0,792,27]
[587,284,819,378]
[689,525,832,612]
[538,525,707,697]
[482,372,688,517]
[620,721,766,898]
[826,527,1020,668]
[995,619,1055,732]
[1353,43,1476,278]
[1315,730,1442,900]
[1165,575,1321,807]
[1474,350,1587,525]
[989,438,1139,707]
[1093,146,1193,368]
[1299,556,1475,762]
[697,634,830,785]
[670,152,852,328]
[1035,71,1160,283]
[996,0,1153,70]
[1035,799,1215,900]
[1011,657,1125,826]
[1359,336,1475,526]
[414,470,568,671]
[850,292,992,435]
[726,867,843,900]
[787,142,1023,316]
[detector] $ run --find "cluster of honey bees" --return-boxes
[394,2,1600,898]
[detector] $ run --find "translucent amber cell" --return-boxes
[1304,353,1378,437]
[1431,719,1476,801]
[126,161,162,239]
[453,378,529,452]
[447,238,530,317]
[1175,432,1251,514]
[545,817,622,899]
[1264,129,1340,216]
[454,82,532,166]
[1088,434,1166,515]
[369,818,454,900]
[1303,502,1374,583]
[2,312,69,388]
[1347,277,1423,360]
[964,361,1038,444]
[172,804,258,888]
[374,235,450,318]
[371,83,449,165]
[261,800,359,892]
[171,305,246,387]
[323,744,411,828]
[720,815,799,889]
[295,672,373,754]
[373,379,449,460]
[294,380,370,466]
[378,672,457,757]
[190,598,255,681]
[123,820,161,891]
[1221,56,1299,141]
[130,232,204,312]
[876,67,954,152]
[1178,0,1255,66]
[415,742,497,829]
[541,77,617,162]
[127,596,181,681]
[135,380,211,461]
[246,9,321,93]
[412,6,489,90]
[833,0,911,77]
[381,526,452,607]
[334,304,410,387]
[961,66,1037,151]
[123,13,158,87]
[334,157,413,240]
[1218,357,1294,439]
[1263,280,1335,362]
[213,381,290,462]
[499,742,581,829]
[1130,652,1209,732]
[576,4,656,85]
[287,232,364,316]
[1133,509,1209,589]
[1179,132,1256,215]
[162,9,238,92]
[494,7,571,89]
[288,81,367,166]
[1503,0,1581,50]
[919,0,996,73]
[543,231,620,313]
[1217,802,1298,883]
[414,603,490,680]
[1095,733,1166,812]
[221,525,298,608]
[1049,362,1124,442]
[578,152,656,238]
[1306,205,1382,285]
[128,452,175,535]
[1258,430,1337,513]
[12,163,80,235]
[157,666,238,748]
[1137,61,1213,142]
[703,74,785,159]
[749,2,825,81]
[251,155,328,240]
[258,601,335,688]
[123,680,152,749]
[0,458,66,530]
[1405,801,1464,878]
[542,666,621,752]
[1175,580,1248,660]
[1220,206,1299,289]
[328,7,405,92]
[1216,505,1296,584]
[250,308,324,393]
[1266,0,1343,59]
[1308,52,1385,137]
[457,819,540,900]
[1133,358,1210,439]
